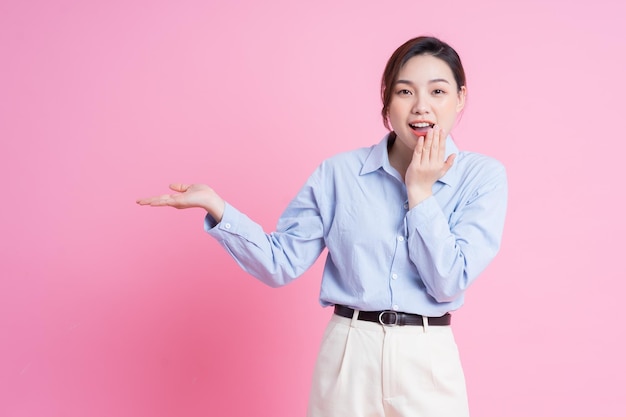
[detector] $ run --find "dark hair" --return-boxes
[380,36,466,130]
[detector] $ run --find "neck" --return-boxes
[387,135,412,181]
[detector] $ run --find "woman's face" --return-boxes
[388,54,466,154]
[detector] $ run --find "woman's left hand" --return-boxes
[405,125,456,208]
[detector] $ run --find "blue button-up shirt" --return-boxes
[205,134,507,316]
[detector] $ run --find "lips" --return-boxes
[409,121,434,130]
[409,121,434,138]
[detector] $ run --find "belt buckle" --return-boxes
[378,310,398,326]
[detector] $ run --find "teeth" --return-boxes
[410,122,432,128]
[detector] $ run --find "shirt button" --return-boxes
[391,273,398,280]
[224,223,231,229]
[403,203,409,209]
[392,305,399,311]
[397,236,404,242]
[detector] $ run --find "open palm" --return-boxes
[136,183,217,211]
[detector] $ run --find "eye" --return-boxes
[396,89,412,96]
[432,89,446,95]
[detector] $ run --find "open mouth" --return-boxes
[409,122,434,130]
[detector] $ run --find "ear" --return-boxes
[384,109,392,130]
[456,86,467,113]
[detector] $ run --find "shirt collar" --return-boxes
[360,133,461,187]
[360,134,392,176]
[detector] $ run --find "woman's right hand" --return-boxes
[136,183,225,222]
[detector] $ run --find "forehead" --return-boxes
[396,54,455,84]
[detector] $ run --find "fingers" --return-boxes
[406,125,455,195]
[431,125,448,163]
[414,135,425,158]
[427,126,438,161]
[421,129,433,162]
[169,183,191,192]
[136,183,192,206]
[136,194,174,206]
[414,125,443,164]
[443,153,456,173]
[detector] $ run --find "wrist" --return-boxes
[407,186,432,209]
[204,195,225,222]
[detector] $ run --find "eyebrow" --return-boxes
[395,78,451,86]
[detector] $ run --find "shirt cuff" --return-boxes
[204,202,232,232]
[204,202,249,238]
[204,212,219,230]
[406,195,440,225]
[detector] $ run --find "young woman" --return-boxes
[137,36,508,417]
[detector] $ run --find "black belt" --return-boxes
[334,305,451,326]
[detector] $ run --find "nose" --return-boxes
[411,93,429,114]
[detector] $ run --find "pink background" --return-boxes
[2,0,625,416]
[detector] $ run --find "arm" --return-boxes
[137,177,327,287]
[403,127,508,302]
[407,166,508,302]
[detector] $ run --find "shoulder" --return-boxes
[301,143,381,196]
[311,134,390,176]
[324,145,373,166]
[313,144,376,176]
[452,150,507,194]
[456,150,506,178]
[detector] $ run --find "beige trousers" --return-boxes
[307,311,470,417]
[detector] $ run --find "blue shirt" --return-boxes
[205,134,507,316]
